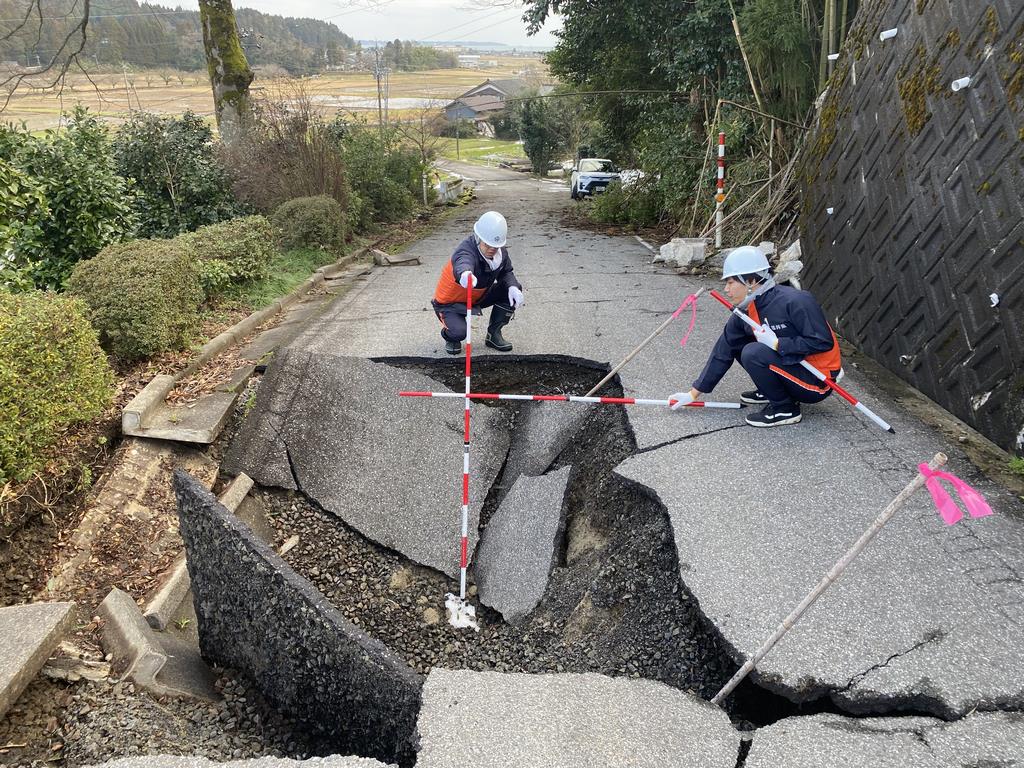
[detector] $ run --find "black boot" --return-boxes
[485,305,514,352]
[445,339,462,356]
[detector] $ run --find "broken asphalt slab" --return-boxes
[615,415,1024,717]
[415,669,740,768]
[475,467,572,623]
[498,401,593,499]
[224,351,510,577]
[745,712,1024,767]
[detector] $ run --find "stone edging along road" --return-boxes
[122,246,375,434]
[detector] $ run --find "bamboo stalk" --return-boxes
[719,100,809,131]
[711,453,948,706]
[839,0,850,48]
[699,160,793,239]
[728,0,766,113]
[817,0,832,91]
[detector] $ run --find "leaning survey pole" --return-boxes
[199,0,254,146]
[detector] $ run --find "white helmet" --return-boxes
[473,211,507,248]
[721,246,770,281]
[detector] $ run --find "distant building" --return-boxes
[457,54,481,68]
[444,78,555,123]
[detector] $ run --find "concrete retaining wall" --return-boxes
[800,0,1024,454]
[435,178,464,204]
[172,471,422,766]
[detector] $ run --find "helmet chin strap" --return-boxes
[737,275,776,310]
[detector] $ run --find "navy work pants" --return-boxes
[435,285,513,343]
[738,343,832,408]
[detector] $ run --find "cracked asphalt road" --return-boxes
[229,159,1024,758]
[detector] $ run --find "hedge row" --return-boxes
[0,291,113,484]
[68,216,275,362]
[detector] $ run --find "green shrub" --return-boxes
[0,108,136,290]
[0,161,48,292]
[113,110,244,238]
[179,216,275,297]
[327,118,419,229]
[66,238,203,362]
[589,180,664,228]
[272,196,346,252]
[0,290,113,484]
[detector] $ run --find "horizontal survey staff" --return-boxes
[398,391,743,409]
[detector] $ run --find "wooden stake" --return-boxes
[711,453,948,706]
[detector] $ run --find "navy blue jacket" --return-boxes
[432,235,522,312]
[693,285,840,393]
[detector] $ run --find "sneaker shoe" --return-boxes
[745,403,802,427]
[445,339,462,356]
[740,389,769,405]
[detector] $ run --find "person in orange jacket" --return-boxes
[432,211,524,355]
[670,246,842,427]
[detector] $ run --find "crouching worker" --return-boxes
[669,246,841,427]
[432,210,524,355]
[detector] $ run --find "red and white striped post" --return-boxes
[715,131,726,248]
[459,283,473,601]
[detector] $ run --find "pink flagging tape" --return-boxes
[399,391,742,409]
[670,293,699,349]
[918,464,994,525]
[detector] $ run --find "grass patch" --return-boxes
[1009,457,1024,476]
[436,137,526,164]
[214,247,337,311]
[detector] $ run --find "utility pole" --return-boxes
[373,43,385,137]
[122,63,134,112]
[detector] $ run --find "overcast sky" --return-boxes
[174,1,560,47]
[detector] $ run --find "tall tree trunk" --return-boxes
[198,0,253,145]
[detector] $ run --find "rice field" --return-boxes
[0,56,547,131]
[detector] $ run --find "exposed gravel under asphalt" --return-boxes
[257,359,742,709]
[0,670,337,768]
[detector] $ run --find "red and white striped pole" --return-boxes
[459,282,473,601]
[443,281,480,631]
[715,131,726,248]
[400,391,743,409]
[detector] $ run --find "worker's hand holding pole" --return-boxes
[708,290,895,434]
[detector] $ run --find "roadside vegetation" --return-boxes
[511,0,859,243]
[0,87,446,533]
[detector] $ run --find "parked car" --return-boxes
[570,158,620,200]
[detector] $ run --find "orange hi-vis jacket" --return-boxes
[432,235,522,312]
[692,284,841,394]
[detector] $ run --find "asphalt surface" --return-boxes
[415,669,740,768]
[229,159,1024,757]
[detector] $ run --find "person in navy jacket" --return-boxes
[432,211,524,355]
[670,246,842,427]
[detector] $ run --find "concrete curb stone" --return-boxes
[0,602,76,719]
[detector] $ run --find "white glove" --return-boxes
[508,286,524,310]
[754,322,779,351]
[669,392,694,410]
[459,271,478,289]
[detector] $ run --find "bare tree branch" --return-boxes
[1,0,91,113]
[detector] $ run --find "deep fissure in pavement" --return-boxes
[220,353,987,763]
[242,355,847,735]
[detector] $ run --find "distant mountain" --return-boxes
[0,0,356,74]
